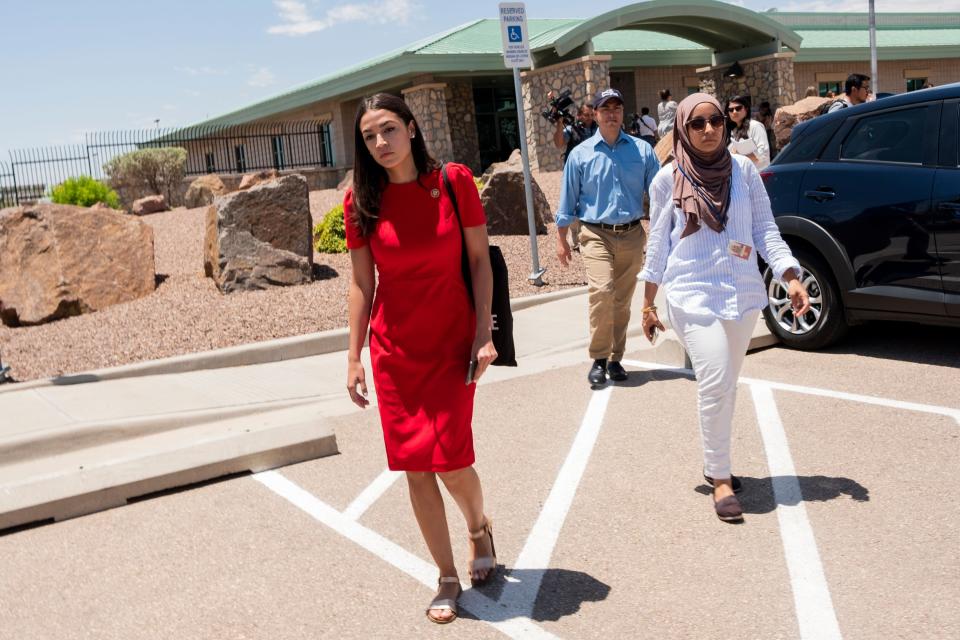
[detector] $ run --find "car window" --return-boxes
[840,107,927,164]
[776,120,839,164]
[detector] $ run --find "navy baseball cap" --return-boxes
[593,88,624,109]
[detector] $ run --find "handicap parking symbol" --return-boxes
[508,25,522,42]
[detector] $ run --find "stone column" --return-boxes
[521,55,612,172]
[697,53,797,113]
[401,82,455,164]
[446,81,482,175]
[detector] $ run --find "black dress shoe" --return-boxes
[704,473,743,494]
[588,359,607,386]
[607,361,628,381]
[714,495,744,522]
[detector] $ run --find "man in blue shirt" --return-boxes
[556,88,660,386]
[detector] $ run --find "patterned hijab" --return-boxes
[672,93,732,238]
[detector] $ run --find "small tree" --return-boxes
[51,176,121,209]
[104,147,187,204]
[313,204,347,253]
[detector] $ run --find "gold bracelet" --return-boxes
[642,305,657,313]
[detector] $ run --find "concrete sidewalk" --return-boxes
[0,288,775,529]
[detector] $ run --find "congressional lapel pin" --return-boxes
[728,240,752,260]
[430,188,440,198]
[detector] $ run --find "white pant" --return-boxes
[667,305,761,480]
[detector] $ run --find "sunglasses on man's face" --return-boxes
[727,105,744,113]
[687,114,725,132]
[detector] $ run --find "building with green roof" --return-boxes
[184,0,960,180]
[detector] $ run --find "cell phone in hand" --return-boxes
[466,360,478,385]
[649,326,659,346]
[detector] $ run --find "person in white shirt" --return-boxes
[636,106,658,146]
[724,94,770,169]
[657,89,678,138]
[638,93,810,523]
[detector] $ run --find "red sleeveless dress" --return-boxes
[344,163,485,472]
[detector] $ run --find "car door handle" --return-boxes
[804,189,836,202]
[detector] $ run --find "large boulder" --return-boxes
[337,169,353,192]
[203,174,313,293]
[132,194,168,216]
[185,174,227,208]
[0,203,155,326]
[774,96,832,148]
[478,150,552,235]
[238,169,280,191]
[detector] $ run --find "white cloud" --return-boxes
[267,0,416,36]
[772,0,951,10]
[248,66,276,87]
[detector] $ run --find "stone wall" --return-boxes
[447,81,483,175]
[521,55,612,172]
[402,83,455,164]
[698,53,797,114]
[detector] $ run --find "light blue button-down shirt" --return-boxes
[555,129,660,228]
[638,156,801,320]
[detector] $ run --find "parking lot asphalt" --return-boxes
[0,321,957,640]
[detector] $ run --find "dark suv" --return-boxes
[760,83,960,349]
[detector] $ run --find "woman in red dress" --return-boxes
[344,93,498,624]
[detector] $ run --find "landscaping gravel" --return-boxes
[0,170,592,382]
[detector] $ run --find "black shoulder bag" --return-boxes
[441,164,517,367]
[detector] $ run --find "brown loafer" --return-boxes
[714,495,744,522]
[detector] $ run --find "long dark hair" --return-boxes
[351,93,437,237]
[725,94,752,139]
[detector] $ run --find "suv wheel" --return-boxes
[762,249,848,350]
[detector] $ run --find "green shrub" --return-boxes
[103,147,187,202]
[313,203,347,253]
[50,176,121,209]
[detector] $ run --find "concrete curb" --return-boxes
[0,404,338,532]
[0,286,589,393]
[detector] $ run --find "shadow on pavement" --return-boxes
[694,475,870,515]
[614,368,692,388]
[805,320,958,368]
[456,567,611,623]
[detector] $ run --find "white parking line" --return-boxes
[751,384,843,640]
[621,359,960,421]
[343,468,401,521]
[253,470,559,640]
[501,385,614,616]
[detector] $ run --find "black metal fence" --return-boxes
[0,120,334,207]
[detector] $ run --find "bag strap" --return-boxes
[441,164,476,307]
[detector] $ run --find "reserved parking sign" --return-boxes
[499,2,531,68]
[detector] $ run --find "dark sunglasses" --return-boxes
[727,105,745,113]
[687,114,725,132]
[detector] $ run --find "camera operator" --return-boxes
[552,102,597,250]
[634,107,657,147]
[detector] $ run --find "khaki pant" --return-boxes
[567,218,581,249]
[579,221,646,361]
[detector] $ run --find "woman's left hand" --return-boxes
[470,331,498,383]
[787,277,811,316]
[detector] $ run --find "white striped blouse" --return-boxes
[638,155,800,320]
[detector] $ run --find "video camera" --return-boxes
[541,89,576,126]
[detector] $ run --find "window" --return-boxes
[271,136,285,170]
[234,145,247,173]
[777,120,841,164]
[906,78,927,92]
[840,107,927,165]
[204,152,215,174]
[818,81,842,97]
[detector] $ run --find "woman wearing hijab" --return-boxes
[638,93,810,523]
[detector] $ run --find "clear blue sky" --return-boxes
[0,0,947,160]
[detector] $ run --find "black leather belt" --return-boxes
[583,219,642,232]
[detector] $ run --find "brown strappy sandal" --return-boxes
[425,576,462,624]
[468,517,497,586]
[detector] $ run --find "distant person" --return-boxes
[555,88,660,387]
[805,85,817,97]
[636,106,658,146]
[757,100,776,158]
[725,94,770,169]
[657,88,678,138]
[640,93,810,523]
[553,102,598,251]
[922,81,934,89]
[826,90,836,99]
[344,93,498,624]
[828,73,871,112]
